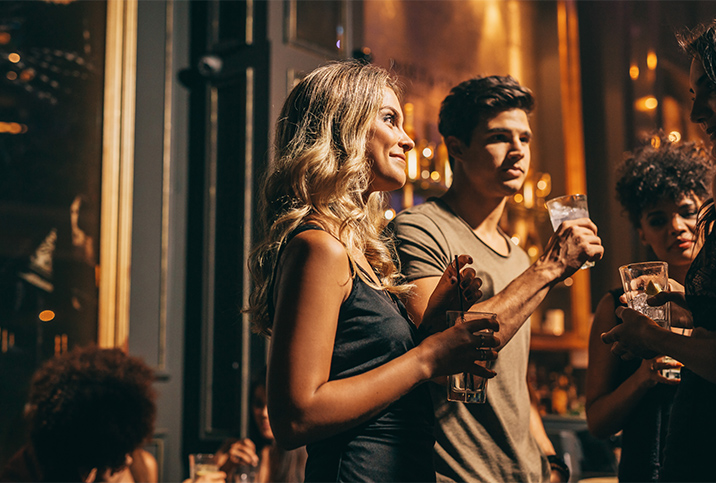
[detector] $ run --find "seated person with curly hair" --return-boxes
[586,134,713,482]
[0,345,158,482]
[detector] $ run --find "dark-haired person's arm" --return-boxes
[602,305,716,384]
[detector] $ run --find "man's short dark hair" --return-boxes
[438,75,535,150]
[677,20,716,85]
[28,345,156,481]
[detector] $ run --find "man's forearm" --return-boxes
[659,330,716,383]
[471,259,561,349]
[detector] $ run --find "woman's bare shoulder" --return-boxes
[284,228,348,262]
[278,228,352,285]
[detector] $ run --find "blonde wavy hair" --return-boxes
[248,60,411,336]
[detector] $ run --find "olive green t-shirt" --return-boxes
[391,198,551,483]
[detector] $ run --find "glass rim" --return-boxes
[618,261,668,272]
[545,193,587,206]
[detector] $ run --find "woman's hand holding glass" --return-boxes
[418,311,500,380]
[228,439,259,468]
[215,439,260,473]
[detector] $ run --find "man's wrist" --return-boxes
[531,256,564,285]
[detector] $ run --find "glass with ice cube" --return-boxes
[545,194,594,269]
[618,261,680,380]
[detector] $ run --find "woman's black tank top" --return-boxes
[271,225,435,482]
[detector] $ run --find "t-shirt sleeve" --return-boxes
[389,211,450,282]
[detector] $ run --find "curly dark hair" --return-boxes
[438,75,534,167]
[27,345,156,481]
[615,135,713,228]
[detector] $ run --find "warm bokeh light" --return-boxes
[8,53,20,63]
[563,277,574,287]
[6,71,17,81]
[39,310,56,322]
[513,193,524,204]
[535,173,551,197]
[407,150,418,180]
[384,209,396,221]
[0,32,10,45]
[421,169,429,179]
[523,181,534,209]
[629,65,639,80]
[422,146,433,158]
[20,69,35,81]
[527,246,539,258]
[511,235,521,246]
[635,96,658,111]
[430,171,440,182]
[0,122,26,135]
[647,51,657,70]
[668,131,681,143]
[651,135,661,149]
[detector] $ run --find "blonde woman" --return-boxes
[248,60,499,482]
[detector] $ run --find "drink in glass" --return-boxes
[446,311,495,403]
[618,261,680,380]
[189,453,220,481]
[545,194,594,269]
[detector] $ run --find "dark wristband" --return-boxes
[548,454,570,480]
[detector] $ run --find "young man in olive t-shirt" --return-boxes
[391,76,603,482]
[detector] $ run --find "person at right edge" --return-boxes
[586,134,713,482]
[390,75,603,482]
[602,20,716,482]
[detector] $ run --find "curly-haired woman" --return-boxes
[0,345,157,482]
[247,60,499,482]
[586,135,713,482]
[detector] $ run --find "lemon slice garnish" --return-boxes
[646,280,662,296]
